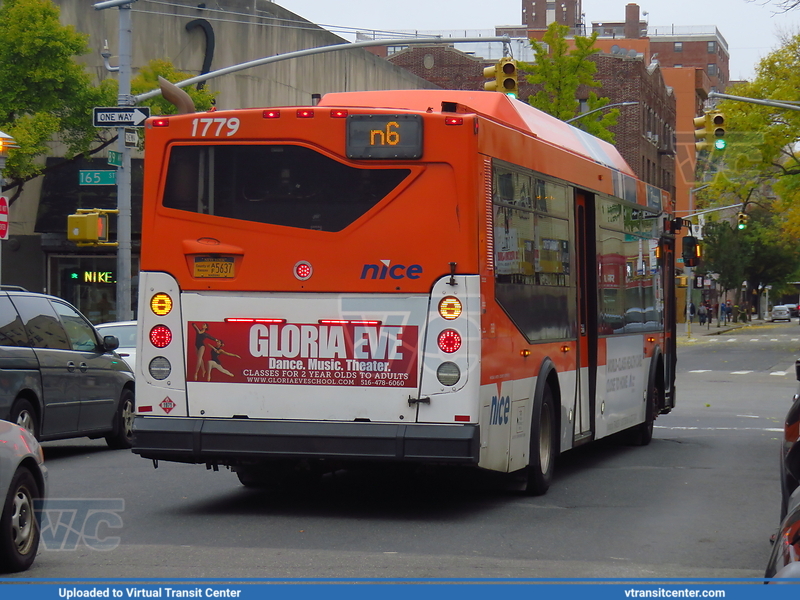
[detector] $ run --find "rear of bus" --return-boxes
[132,94,486,476]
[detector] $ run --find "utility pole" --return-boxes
[94,0,135,321]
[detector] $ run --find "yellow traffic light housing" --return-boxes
[694,110,727,152]
[736,212,748,230]
[67,209,118,246]
[710,111,726,150]
[483,57,519,98]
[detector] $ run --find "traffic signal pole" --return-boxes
[95,0,135,321]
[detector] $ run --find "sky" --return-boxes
[273,0,800,81]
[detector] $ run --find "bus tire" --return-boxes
[629,378,659,447]
[524,384,556,496]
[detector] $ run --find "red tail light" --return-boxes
[437,329,462,353]
[149,325,172,348]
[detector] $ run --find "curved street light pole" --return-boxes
[565,101,639,124]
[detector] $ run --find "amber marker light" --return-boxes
[647,336,656,343]
[151,293,173,316]
[438,296,463,320]
[560,345,571,353]
[520,349,531,357]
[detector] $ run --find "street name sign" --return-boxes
[93,106,150,128]
[80,170,117,186]
[107,151,122,167]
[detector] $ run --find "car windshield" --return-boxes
[98,324,137,346]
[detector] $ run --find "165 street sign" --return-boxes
[93,106,150,128]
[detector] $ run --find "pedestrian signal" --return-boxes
[681,236,701,267]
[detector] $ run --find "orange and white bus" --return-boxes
[132,89,677,494]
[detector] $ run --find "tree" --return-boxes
[0,0,216,204]
[693,29,800,305]
[747,0,800,11]
[523,22,618,143]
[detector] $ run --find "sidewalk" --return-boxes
[676,317,761,341]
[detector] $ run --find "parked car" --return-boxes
[0,419,46,573]
[95,321,137,371]
[772,305,792,322]
[766,360,800,578]
[0,289,135,448]
[788,304,799,318]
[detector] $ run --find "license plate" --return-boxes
[193,256,235,278]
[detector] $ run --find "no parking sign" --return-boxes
[0,196,9,240]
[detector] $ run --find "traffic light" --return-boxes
[681,235,701,267]
[68,212,108,243]
[710,111,726,150]
[693,111,727,152]
[483,57,519,98]
[736,212,749,230]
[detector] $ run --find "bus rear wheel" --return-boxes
[629,380,659,446]
[524,384,556,496]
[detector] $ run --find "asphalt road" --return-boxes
[10,321,798,580]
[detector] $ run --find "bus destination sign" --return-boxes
[346,114,423,160]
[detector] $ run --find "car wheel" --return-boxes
[524,384,557,496]
[0,467,40,573]
[10,400,38,440]
[105,388,135,449]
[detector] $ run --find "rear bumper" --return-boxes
[132,416,480,465]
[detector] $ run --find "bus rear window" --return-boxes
[162,145,411,232]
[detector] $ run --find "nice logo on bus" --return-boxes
[360,260,423,280]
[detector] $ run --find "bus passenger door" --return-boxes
[574,191,597,442]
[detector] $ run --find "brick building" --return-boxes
[522,0,583,35]
[388,45,676,196]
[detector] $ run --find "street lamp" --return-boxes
[0,130,20,178]
[565,101,639,124]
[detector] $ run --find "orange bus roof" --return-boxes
[319,90,636,177]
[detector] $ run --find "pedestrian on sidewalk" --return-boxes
[698,303,707,326]
[689,301,696,323]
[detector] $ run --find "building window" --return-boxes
[673,64,682,68]
[707,63,718,77]
[707,40,717,54]
[674,42,683,52]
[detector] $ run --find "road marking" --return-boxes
[793,339,799,342]
[750,339,760,342]
[736,414,760,418]
[656,425,783,432]
[726,339,736,342]
[771,371,788,376]
[731,370,753,375]
[771,339,779,342]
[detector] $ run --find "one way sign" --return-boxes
[93,106,151,128]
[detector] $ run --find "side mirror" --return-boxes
[103,335,120,352]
